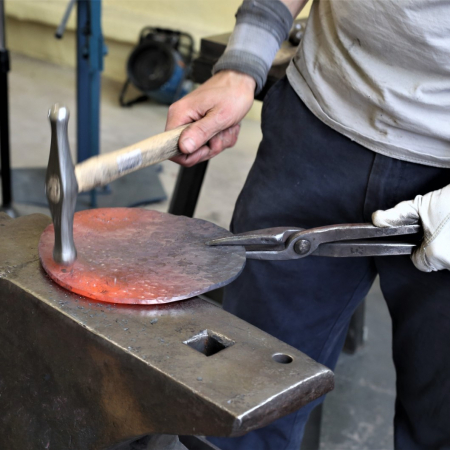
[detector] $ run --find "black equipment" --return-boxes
[120,27,194,107]
[0,0,12,211]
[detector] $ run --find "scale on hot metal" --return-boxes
[39,208,247,305]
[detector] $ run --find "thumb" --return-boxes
[411,244,434,272]
[178,111,231,154]
[372,199,420,227]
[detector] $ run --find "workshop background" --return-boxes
[5,0,311,120]
[2,1,396,449]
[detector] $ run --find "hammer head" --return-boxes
[45,104,78,265]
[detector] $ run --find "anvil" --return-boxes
[0,212,334,449]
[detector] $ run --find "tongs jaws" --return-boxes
[206,227,303,247]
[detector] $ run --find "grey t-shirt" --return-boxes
[287,0,450,168]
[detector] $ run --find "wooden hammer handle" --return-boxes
[74,125,188,193]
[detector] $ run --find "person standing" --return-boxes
[166,1,450,448]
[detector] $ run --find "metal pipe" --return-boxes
[55,0,76,39]
[76,0,105,207]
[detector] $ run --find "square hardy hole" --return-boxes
[183,330,235,357]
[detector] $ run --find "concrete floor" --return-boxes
[320,280,395,450]
[3,53,396,449]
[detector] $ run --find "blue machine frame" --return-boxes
[76,0,107,206]
[55,0,165,209]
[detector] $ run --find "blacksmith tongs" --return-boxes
[206,223,421,260]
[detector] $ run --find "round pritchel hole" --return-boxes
[272,353,293,364]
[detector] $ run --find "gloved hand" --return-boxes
[372,184,450,272]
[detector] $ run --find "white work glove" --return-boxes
[372,184,450,272]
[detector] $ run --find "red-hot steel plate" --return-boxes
[39,208,246,304]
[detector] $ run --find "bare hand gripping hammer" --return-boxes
[45,104,188,265]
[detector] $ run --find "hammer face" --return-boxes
[46,104,78,265]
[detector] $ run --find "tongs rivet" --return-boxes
[295,239,311,255]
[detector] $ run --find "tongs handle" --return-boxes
[312,240,417,257]
[207,223,422,261]
[290,223,421,258]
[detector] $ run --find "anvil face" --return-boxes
[0,213,334,450]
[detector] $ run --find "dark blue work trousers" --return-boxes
[209,77,450,450]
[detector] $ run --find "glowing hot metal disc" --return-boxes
[39,208,246,304]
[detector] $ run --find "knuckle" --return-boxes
[223,131,236,146]
[210,149,223,159]
[167,104,181,119]
[168,99,188,117]
[208,137,222,153]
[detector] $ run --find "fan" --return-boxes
[120,27,194,106]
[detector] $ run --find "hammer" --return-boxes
[46,104,188,265]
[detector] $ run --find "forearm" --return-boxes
[165,0,309,165]
[213,0,310,93]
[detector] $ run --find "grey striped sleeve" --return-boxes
[213,0,294,94]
